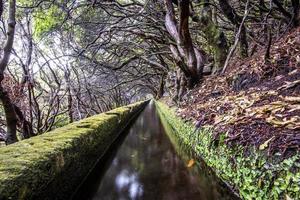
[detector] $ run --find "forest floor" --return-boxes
[164,27,300,159]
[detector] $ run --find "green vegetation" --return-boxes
[33,5,65,38]
[0,101,147,200]
[155,101,300,200]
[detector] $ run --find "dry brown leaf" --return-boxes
[287,104,300,112]
[284,96,300,103]
[187,159,195,168]
[278,80,300,90]
[266,90,278,95]
[266,115,300,127]
[259,136,275,150]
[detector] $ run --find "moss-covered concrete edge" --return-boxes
[0,100,148,200]
[155,101,300,200]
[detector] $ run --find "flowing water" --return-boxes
[73,102,238,200]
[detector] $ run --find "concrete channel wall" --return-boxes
[0,101,148,200]
[155,101,300,200]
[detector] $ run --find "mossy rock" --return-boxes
[0,101,148,200]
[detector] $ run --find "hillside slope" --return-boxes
[171,27,300,158]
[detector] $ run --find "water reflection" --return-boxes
[73,102,237,200]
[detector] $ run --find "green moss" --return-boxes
[200,8,228,72]
[0,101,147,200]
[155,101,300,200]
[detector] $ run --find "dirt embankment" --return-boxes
[169,27,300,158]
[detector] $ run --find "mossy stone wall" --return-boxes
[0,101,148,200]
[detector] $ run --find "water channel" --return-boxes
[73,102,238,200]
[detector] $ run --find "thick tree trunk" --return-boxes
[164,0,205,89]
[200,1,228,73]
[0,0,16,80]
[14,104,34,139]
[172,69,187,102]
[0,0,17,144]
[156,74,165,99]
[0,87,18,144]
[178,0,198,78]
[239,27,248,57]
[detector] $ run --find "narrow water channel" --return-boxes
[73,102,238,200]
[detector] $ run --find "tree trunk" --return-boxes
[14,104,34,139]
[156,74,165,99]
[68,89,73,123]
[200,1,228,73]
[164,0,205,89]
[0,0,17,144]
[0,87,18,144]
[178,0,198,79]
[0,0,3,19]
[222,0,250,73]
[178,71,187,102]
[292,0,300,26]
[65,70,73,123]
[173,69,181,102]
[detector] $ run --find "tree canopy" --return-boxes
[0,0,299,144]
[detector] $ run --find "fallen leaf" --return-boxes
[266,90,278,95]
[266,116,297,127]
[259,136,275,150]
[278,80,300,90]
[288,104,300,112]
[187,159,195,168]
[284,96,300,103]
